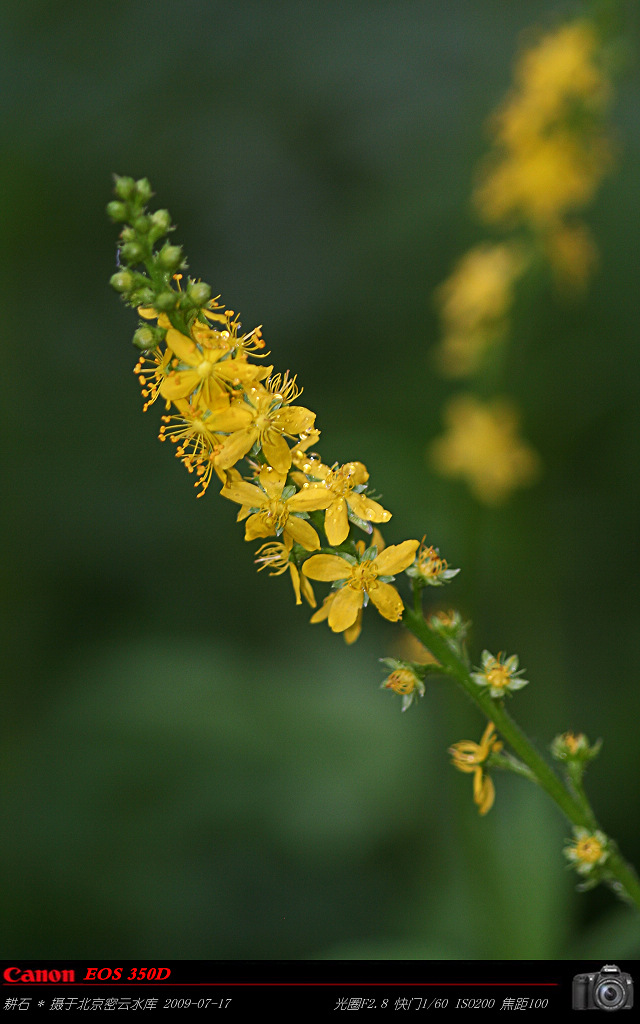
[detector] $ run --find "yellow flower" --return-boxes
[214,373,316,475]
[406,538,459,587]
[254,540,316,608]
[159,326,270,409]
[564,828,609,875]
[380,660,426,711]
[430,395,540,504]
[134,346,173,412]
[158,398,227,497]
[302,539,419,634]
[435,243,527,376]
[471,650,528,698]
[512,22,610,124]
[221,464,332,550]
[293,458,391,545]
[475,132,609,229]
[449,722,503,816]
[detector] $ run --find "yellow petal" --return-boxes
[328,586,363,632]
[216,428,258,470]
[259,464,286,499]
[300,573,317,609]
[244,513,273,542]
[302,554,353,582]
[290,564,302,605]
[284,516,320,551]
[343,461,369,485]
[207,404,253,433]
[275,406,316,434]
[347,492,391,525]
[288,485,333,513]
[165,327,199,365]
[375,539,420,576]
[474,772,495,816]
[324,499,350,546]
[160,369,199,401]
[368,581,404,622]
[221,478,264,507]
[310,594,333,623]
[214,358,265,383]
[262,432,292,475]
[343,610,363,644]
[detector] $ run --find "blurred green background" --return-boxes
[1,0,639,960]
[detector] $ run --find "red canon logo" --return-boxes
[4,967,76,983]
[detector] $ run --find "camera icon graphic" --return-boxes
[572,964,634,1011]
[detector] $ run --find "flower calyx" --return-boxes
[406,538,460,587]
[379,657,431,711]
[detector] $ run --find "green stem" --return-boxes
[402,602,640,913]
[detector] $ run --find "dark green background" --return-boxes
[1,0,639,959]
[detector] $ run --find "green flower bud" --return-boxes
[551,732,602,764]
[133,325,166,350]
[114,175,136,201]
[133,326,158,351]
[107,201,128,222]
[110,270,134,293]
[120,241,145,263]
[129,288,155,306]
[154,290,178,312]
[158,245,183,271]
[187,281,211,306]
[135,178,153,202]
[151,209,172,233]
[134,215,151,234]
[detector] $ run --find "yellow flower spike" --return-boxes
[302,539,419,633]
[221,464,332,551]
[474,21,612,236]
[450,721,503,816]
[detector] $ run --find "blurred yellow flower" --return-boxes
[430,395,540,504]
[546,221,598,295]
[435,242,527,376]
[474,20,612,244]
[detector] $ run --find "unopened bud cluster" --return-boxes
[108,175,212,344]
